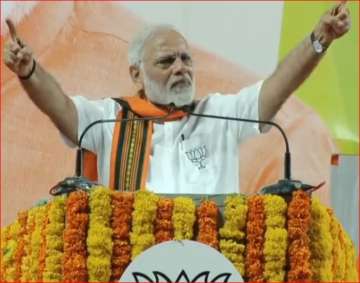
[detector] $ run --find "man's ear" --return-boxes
[129,65,144,91]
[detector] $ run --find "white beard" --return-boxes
[143,71,195,107]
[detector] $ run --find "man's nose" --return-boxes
[172,57,188,75]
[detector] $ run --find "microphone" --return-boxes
[180,104,324,196]
[49,113,171,196]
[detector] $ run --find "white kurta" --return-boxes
[70,81,263,194]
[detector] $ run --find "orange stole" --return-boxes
[82,96,187,191]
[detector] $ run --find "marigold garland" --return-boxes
[130,191,159,259]
[38,204,50,281]
[327,208,346,281]
[20,206,37,282]
[28,205,48,281]
[219,195,247,276]
[173,197,196,240]
[309,198,333,282]
[2,186,360,283]
[245,195,265,282]
[87,187,113,282]
[3,221,21,281]
[111,192,134,280]
[42,195,66,282]
[0,226,8,282]
[63,190,89,282]
[196,200,219,249]
[155,198,174,244]
[287,190,312,282]
[14,211,28,281]
[263,195,287,282]
[343,228,359,282]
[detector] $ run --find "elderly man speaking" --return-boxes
[3,2,351,194]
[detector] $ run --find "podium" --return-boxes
[1,187,358,282]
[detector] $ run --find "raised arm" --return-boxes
[3,19,78,144]
[259,2,351,128]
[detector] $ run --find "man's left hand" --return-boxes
[313,1,351,46]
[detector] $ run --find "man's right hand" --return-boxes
[3,18,78,145]
[3,19,35,78]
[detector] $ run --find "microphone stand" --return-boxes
[181,106,324,197]
[49,115,168,196]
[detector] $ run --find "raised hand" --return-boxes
[313,1,351,46]
[3,18,35,78]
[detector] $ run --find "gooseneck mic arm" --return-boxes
[76,115,171,177]
[50,114,169,196]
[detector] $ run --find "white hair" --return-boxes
[128,24,178,67]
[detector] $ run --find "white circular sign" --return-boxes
[119,240,243,282]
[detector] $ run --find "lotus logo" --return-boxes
[132,270,231,282]
[185,145,208,170]
[119,241,243,283]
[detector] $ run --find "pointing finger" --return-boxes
[331,1,346,16]
[6,18,18,43]
[5,18,24,47]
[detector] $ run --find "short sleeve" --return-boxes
[234,80,263,141]
[71,96,121,153]
[204,80,263,143]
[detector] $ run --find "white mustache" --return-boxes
[169,75,192,89]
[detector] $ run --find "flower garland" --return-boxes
[309,198,333,282]
[219,195,247,277]
[87,187,113,282]
[20,206,37,282]
[38,204,50,280]
[3,220,21,281]
[327,208,346,281]
[1,226,8,282]
[14,211,28,281]
[287,190,312,281]
[343,228,359,282]
[196,200,219,249]
[263,195,287,282]
[245,195,265,282]
[111,192,134,281]
[63,190,89,282]
[130,191,159,259]
[42,195,66,282]
[155,198,174,244]
[28,205,48,281]
[173,197,196,240]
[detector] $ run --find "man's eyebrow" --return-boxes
[156,51,192,59]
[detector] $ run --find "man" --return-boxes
[3,3,351,194]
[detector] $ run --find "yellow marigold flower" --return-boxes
[87,187,113,282]
[263,195,287,283]
[173,197,196,240]
[20,206,38,282]
[343,229,359,282]
[327,208,346,281]
[219,195,247,277]
[43,195,65,282]
[28,205,47,282]
[3,220,21,281]
[130,191,159,259]
[309,198,333,282]
[1,227,9,281]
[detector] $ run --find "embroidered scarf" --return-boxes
[83,95,188,191]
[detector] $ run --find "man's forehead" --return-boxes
[144,29,190,56]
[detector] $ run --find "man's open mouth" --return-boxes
[171,79,191,89]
